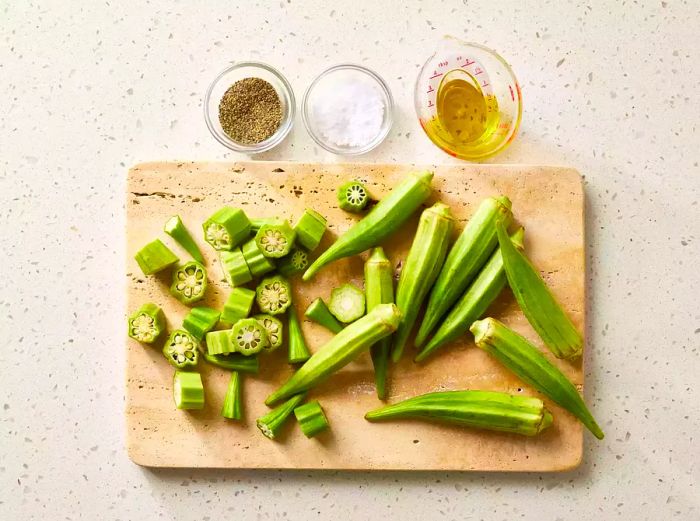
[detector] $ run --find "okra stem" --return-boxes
[415,227,524,362]
[496,220,583,360]
[173,371,205,410]
[182,306,220,342]
[221,371,243,420]
[202,351,259,374]
[164,215,205,263]
[392,202,454,362]
[304,298,344,334]
[365,390,553,437]
[364,247,394,400]
[134,239,179,276]
[470,317,604,439]
[294,401,330,438]
[219,248,252,287]
[287,306,312,364]
[303,171,433,280]
[328,283,366,323]
[127,302,165,344]
[220,287,256,325]
[293,208,327,251]
[256,393,307,440]
[415,196,512,347]
[265,303,402,406]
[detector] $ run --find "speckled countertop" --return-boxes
[1,1,698,520]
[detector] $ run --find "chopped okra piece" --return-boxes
[127,302,165,344]
[230,318,269,356]
[254,220,296,258]
[164,215,204,264]
[202,351,259,374]
[219,248,252,287]
[277,247,309,276]
[254,314,284,351]
[241,238,276,277]
[328,283,366,323]
[173,371,204,410]
[170,261,208,305]
[287,306,311,364]
[221,371,243,420]
[221,287,256,324]
[255,275,292,315]
[205,329,235,356]
[256,393,306,440]
[182,306,220,342]
[203,206,251,251]
[294,400,330,438]
[293,208,327,251]
[250,217,277,233]
[134,239,179,276]
[163,329,199,369]
[337,180,370,213]
[304,298,343,334]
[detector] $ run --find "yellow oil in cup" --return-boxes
[415,36,522,161]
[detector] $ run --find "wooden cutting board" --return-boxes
[125,161,586,471]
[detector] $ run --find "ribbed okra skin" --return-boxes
[496,220,583,360]
[205,329,235,356]
[241,239,276,277]
[203,207,251,251]
[415,227,524,362]
[303,171,434,280]
[221,371,243,420]
[173,371,205,410]
[287,306,312,364]
[128,302,165,344]
[134,239,179,276]
[220,287,255,325]
[164,215,204,264]
[182,306,220,342]
[202,352,259,374]
[293,208,327,251]
[219,248,252,287]
[471,318,604,439]
[364,247,394,400]
[304,298,344,333]
[365,390,553,436]
[265,303,402,406]
[257,393,307,440]
[415,196,512,347]
[392,202,454,362]
[294,401,330,438]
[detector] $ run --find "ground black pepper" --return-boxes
[218,77,283,144]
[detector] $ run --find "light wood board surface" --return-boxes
[125,161,585,471]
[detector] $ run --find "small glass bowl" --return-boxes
[302,64,393,155]
[204,62,295,153]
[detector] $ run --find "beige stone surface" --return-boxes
[126,161,585,470]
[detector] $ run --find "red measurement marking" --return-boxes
[429,71,443,79]
[438,61,448,67]
[427,85,434,93]
[474,67,483,75]
[509,85,515,101]
[428,100,434,107]
[461,58,475,67]
[481,80,489,88]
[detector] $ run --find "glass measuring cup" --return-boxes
[415,36,522,161]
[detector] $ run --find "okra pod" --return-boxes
[254,314,283,351]
[392,202,454,362]
[256,393,307,440]
[241,238,276,277]
[470,317,604,439]
[415,196,513,347]
[304,298,344,334]
[303,170,434,280]
[134,239,179,276]
[205,329,235,356]
[220,287,256,325]
[337,180,370,213]
[164,215,204,263]
[415,227,524,362]
[202,351,259,374]
[265,303,402,406]
[287,306,312,364]
[277,247,309,276]
[170,261,207,305]
[127,302,165,344]
[230,318,269,355]
[496,220,583,360]
[293,208,327,251]
[219,248,252,287]
[294,401,330,438]
[173,371,205,410]
[163,329,199,369]
[203,206,251,251]
[254,220,296,258]
[364,247,394,400]
[221,371,243,420]
[365,390,553,437]
[182,306,220,342]
[328,283,366,323]
[255,275,292,315]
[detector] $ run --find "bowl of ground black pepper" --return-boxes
[204,62,295,153]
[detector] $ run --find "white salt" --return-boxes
[310,72,385,148]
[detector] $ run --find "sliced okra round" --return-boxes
[254,220,296,259]
[230,318,269,356]
[328,283,366,323]
[127,302,165,344]
[170,261,207,304]
[337,181,370,213]
[277,247,309,276]
[253,314,283,351]
[255,275,293,315]
[163,329,200,369]
[203,207,251,251]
